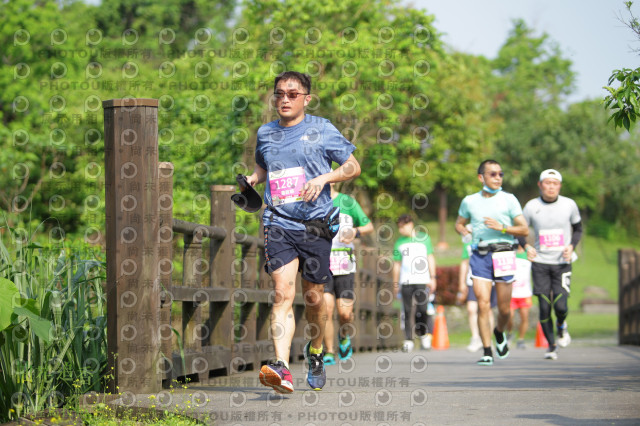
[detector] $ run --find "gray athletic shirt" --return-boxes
[522,195,581,265]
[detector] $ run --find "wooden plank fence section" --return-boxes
[103,98,403,393]
[619,249,640,345]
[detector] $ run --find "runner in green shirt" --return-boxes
[323,183,373,365]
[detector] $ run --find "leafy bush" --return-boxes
[0,222,107,422]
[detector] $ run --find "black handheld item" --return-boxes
[231,174,263,213]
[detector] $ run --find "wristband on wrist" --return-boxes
[501,225,507,234]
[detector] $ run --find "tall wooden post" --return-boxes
[158,162,174,386]
[206,185,236,373]
[104,98,162,393]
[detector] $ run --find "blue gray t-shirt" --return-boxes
[256,115,355,230]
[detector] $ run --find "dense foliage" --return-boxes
[0,1,639,236]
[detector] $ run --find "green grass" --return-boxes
[563,312,618,339]
[82,410,199,425]
[19,406,200,425]
[570,236,620,311]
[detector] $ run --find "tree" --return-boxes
[204,0,449,233]
[560,101,640,237]
[490,20,575,191]
[604,1,640,131]
[421,52,498,247]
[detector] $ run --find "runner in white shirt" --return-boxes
[519,169,582,361]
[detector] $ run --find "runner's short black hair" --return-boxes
[397,214,414,225]
[477,159,501,175]
[274,71,311,94]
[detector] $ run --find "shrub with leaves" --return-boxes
[0,222,107,422]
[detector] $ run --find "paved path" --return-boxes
[120,340,640,425]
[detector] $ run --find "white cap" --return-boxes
[539,169,562,182]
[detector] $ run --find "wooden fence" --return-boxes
[103,98,402,393]
[619,249,640,345]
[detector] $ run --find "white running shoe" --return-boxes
[544,350,558,360]
[420,333,432,350]
[466,336,483,352]
[557,323,571,347]
[402,340,414,352]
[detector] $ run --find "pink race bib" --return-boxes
[330,250,354,275]
[269,167,306,205]
[492,251,516,277]
[539,229,564,251]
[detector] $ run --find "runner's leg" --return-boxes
[336,297,355,337]
[323,292,336,355]
[519,305,530,340]
[538,293,555,348]
[270,258,300,363]
[473,278,494,349]
[414,285,429,336]
[467,300,480,340]
[302,278,327,351]
[401,285,415,340]
[494,281,513,333]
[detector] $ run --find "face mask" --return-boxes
[483,185,502,194]
[480,176,501,194]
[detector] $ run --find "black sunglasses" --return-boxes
[485,171,504,178]
[274,91,308,100]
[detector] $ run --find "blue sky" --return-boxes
[413,0,640,103]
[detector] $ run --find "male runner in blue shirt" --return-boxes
[243,71,360,393]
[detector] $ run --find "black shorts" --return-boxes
[264,225,332,284]
[324,273,355,299]
[531,262,572,296]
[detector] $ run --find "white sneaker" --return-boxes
[466,336,483,352]
[420,333,432,350]
[557,323,571,347]
[402,340,414,352]
[544,350,558,360]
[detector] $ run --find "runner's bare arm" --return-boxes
[428,253,437,293]
[455,216,470,236]
[247,164,267,186]
[301,154,361,202]
[457,259,469,303]
[392,261,401,296]
[341,221,374,244]
[483,214,529,237]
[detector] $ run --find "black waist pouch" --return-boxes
[303,207,340,241]
[268,206,340,242]
[488,242,517,252]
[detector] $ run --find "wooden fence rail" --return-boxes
[619,249,640,345]
[104,98,402,394]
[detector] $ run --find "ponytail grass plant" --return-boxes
[0,218,107,422]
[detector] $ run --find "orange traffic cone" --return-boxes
[535,322,549,348]
[432,305,450,350]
